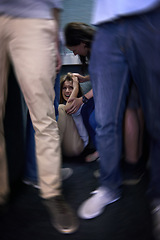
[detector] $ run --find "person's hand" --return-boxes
[73,73,88,83]
[66,97,83,114]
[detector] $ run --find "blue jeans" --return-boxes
[24,112,38,182]
[89,6,160,198]
[81,98,97,148]
[54,73,60,121]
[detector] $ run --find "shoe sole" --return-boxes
[62,168,73,181]
[23,180,40,189]
[122,173,144,186]
[53,221,79,234]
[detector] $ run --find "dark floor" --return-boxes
[0,157,155,240]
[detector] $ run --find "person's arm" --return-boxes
[65,76,79,112]
[84,89,93,99]
[66,89,93,115]
[73,73,90,83]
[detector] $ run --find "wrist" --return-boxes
[82,95,89,104]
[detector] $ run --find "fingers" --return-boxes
[73,73,83,83]
[66,106,78,114]
[68,97,74,103]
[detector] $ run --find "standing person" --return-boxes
[77,1,160,239]
[64,22,144,179]
[0,0,78,234]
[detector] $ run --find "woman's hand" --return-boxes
[65,96,83,114]
[73,73,90,83]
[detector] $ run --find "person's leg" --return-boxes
[78,22,131,219]
[81,98,96,147]
[124,108,140,163]
[0,16,10,206]
[9,18,78,233]
[23,109,74,188]
[125,7,160,239]
[58,104,84,157]
[124,83,144,164]
[123,107,145,185]
[89,110,97,132]
[23,73,69,188]
[9,18,61,198]
[81,99,99,162]
[126,8,160,198]
[122,82,145,185]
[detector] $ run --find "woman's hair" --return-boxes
[60,72,83,104]
[64,22,96,68]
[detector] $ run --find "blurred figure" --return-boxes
[59,72,99,162]
[64,22,144,179]
[59,72,100,161]
[77,1,160,239]
[58,73,88,157]
[0,0,78,234]
[64,22,99,162]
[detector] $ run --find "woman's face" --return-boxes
[67,42,88,56]
[62,80,73,102]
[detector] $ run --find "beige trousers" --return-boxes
[0,16,61,200]
[58,104,84,157]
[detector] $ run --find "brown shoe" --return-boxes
[43,195,79,234]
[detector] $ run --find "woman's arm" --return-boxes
[66,89,93,115]
[84,89,93,99]
[65,76,79,112]
[73,73,90,83]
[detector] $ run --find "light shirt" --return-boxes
[72,105,89,148]
[92,0,160,25]
[0,0,63,19]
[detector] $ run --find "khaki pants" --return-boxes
[58,104,84,157]
[0,16,61,200]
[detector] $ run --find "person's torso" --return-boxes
[0,0,63,19]
[92,0,160,25]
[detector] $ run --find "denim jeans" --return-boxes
[81,98,97,148]
[89,6,160,198]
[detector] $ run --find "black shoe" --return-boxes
[0,195,9,215]
[43,195,79,234]
[122,161,145,185]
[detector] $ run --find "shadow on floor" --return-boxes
[0,157,154,240]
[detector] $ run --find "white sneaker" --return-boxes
[78,186,120,219]
[23,179,40,189]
